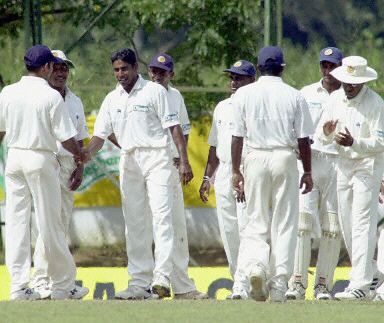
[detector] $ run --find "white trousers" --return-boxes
[214,162,248,291]
[32,155,76,286]
[337,156,384,291]
[169,167,196,294]
[5,148,76,297]
[119,147,174,289]
[291,152,340,290]
[237,149,299,292]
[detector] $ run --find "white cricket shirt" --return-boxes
[57,87,89,156]
[208,96,237,163]
[0,76,77,152]
[232,76,314,150]
[316,86,384,159]
[167,85,191,158]
[93,75,180,151]
[300,80,338,154]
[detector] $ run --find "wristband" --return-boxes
[303,171,311,175]
[203,175,211,182]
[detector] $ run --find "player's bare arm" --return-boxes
[199,146,219,203]
[87,136,106,157]
[169,124,193,185]
[231,135,245,202]
[298,137,313,194]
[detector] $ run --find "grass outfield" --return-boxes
[0,300,383,323]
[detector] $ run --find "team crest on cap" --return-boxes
[234,61,242,67]
[52,52,59,57]
[347,66,355,74]
[157,56,166,63]
[324,48,333,56]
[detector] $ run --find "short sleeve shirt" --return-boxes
[93,75,179,151]
[0,76,77,152]
[57,87,89,156]
[232,76,314,150]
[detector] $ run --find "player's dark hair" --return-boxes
[110,48,137,65]
[258,59,284,76]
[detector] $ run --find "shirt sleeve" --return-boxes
[153,85,180,129]
[0,91,5,132]
[179,96,191,135]
[231,92,246,137]
[207,107,218,147]
[315,97,336,145]
[75,99,89,141]
[93,95,113,139]
[294,93,314,139]
[50,96,77,142]
[352,97,384,154]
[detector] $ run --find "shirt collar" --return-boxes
[21,75,48,85]
[258,76,283,82]
[343,85,367,105]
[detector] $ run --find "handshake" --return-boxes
[74,147,91,165]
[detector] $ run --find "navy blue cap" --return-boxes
[24,44,63,68]
[257,46,285,66]
[319,47,343,64]
[224,60,256,77]
[149,53,174,72]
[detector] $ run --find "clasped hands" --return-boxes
[323,120,354,147]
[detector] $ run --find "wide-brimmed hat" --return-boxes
[51,50,75,68]
[330,56,377,84]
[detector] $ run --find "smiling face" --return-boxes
[148,66,174,88]
[49,62,69,90]
[342,82,364,99]
[112,59,138,92]
[229,73,254,94]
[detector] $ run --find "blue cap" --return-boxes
[149,53,174,72]
[319,47,343,64]
[257,46,285,66]
[24,44,63,69]
[224,60,256,77]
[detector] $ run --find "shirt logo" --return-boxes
[165,113,179,122]
[356,122,361,127]
[133,105,149,112]
[117,109,122,113]
[376,130,384,138]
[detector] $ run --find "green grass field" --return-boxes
[1,300,383,323]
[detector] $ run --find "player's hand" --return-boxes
[335,127,354,147]
[68,164,84,191]
[232,171,245,203]
[199,180,211,203]
[323,120,338,136]
[300,173,313,194]
[379,181,384,204]
[173,157,180,169]
[179,161,193,185]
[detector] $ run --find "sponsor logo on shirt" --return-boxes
[376,130,384,137]
[182,124,191,132]
[165,113,179,122]
[133,105,149,112]
[308,102,322,109]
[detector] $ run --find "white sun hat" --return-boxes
[51,49,75,68]
[330,56,377,84]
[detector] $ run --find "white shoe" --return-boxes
[314,284,332,300]
[334,288,368,300]
[115,286,156,300]
[374,292,384,301]
[152,275,171,298]
[285,282,305,300]
[270,288,287,303]
[249,267,267,301]
[11,288,41,300]
[52,285,89,300]
[226,288,249,300]
[368,273,384,299]
[33,281,52,299]
[174,290,209,300]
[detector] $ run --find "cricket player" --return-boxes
[148,52,208,299]
[199,60,256,299]
[31,50,89,299]
[0,45,89,300]
[87,48,193,300]
[286,47,343,300]
[317,56,384,300]
[231,46,314,302]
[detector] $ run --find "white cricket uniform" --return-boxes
[232,76,313,293]
[316,86,384,292]
[93,75,179,288]
[207,96,248,292]
[0,76,78,298]
[289,80,340,290]
[32,87,89,286]
[165,86,197,294]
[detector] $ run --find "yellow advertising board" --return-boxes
[0,266,350,301]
